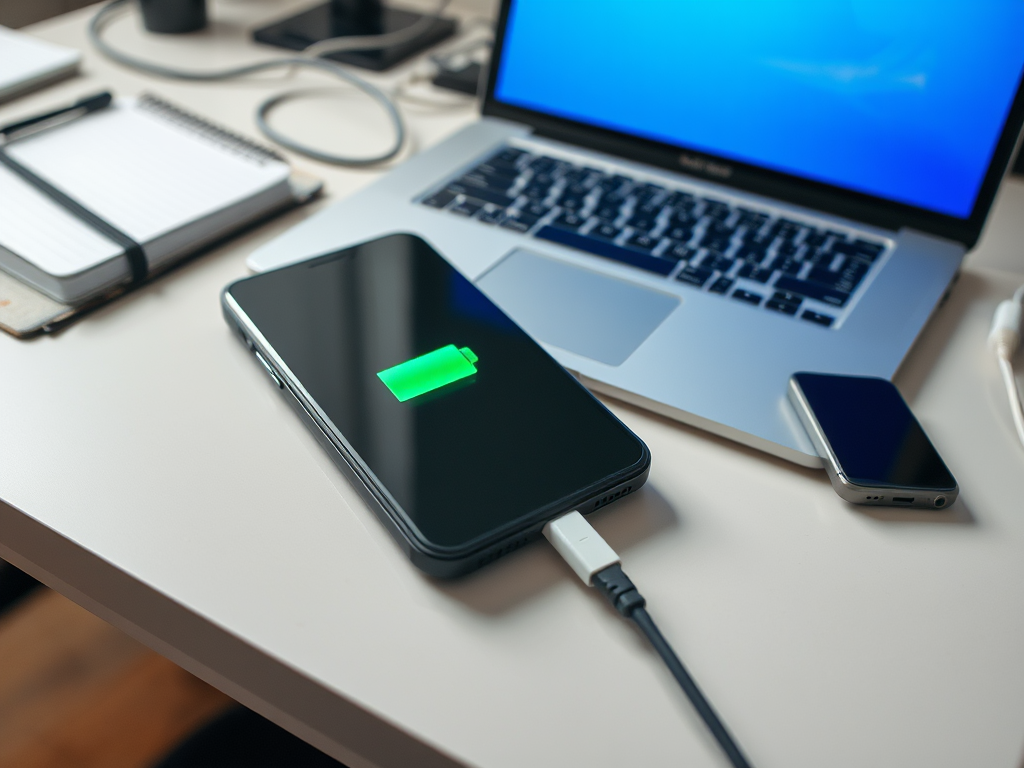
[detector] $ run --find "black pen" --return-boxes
[0,91,113,145]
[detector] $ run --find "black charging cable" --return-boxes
[544,512,753,768]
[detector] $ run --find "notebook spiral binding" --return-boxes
[136,93,286,166]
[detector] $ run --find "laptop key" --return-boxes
[772,291,804,305]
[676,265,714,287]
[776,239,803,257]
[701,233,733,252]
[535,226,678,276]
[450,198,485,217]
[553,211,587,230]
[731,289,764,305]
[493,147,527,164]
[626,232,659,252]
[421,189,457,209]
[801,310,835,327]
[500,212,539,232]
[852,239,885,260]
[664,242,699,261]
[665,225,694,242]
[765,298,800,315]
[627,213,657,231]
[736,209,769,229]
[461,172,514,194]
[447,183,513,208]
[735,244,769,263]
[808,262,868,293]
[701,251,734,272]
[522,201,551,218]
[590,222,622,241]
[737,262,773,283]
[558,194,587,211]
[708,276,734,294]
[476,206,506,225]
[802,230,828,249]
[774,275,850,307]
[769,255,802,275]
[702,199,731,220]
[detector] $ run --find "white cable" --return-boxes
[87,0,449,166]
[997,355,1024,449]
[989,284,1024,451]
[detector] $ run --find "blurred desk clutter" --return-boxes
[0,92,320,337]
[0,25,80,103]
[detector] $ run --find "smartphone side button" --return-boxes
[253,350,283,389]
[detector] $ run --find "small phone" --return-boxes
[222,234,650,577]
[788,372,958,509]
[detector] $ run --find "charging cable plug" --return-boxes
[989,285,1024,450]
[543,511,753,768]
[989,296,1022,359]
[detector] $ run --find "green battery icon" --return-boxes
[377,345,479,402]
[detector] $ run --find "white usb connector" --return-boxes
[542,511,620,585]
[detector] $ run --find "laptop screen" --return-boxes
[493,1,1024,220]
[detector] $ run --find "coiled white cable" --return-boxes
[88,0,451,166]
[989,284,1024,450]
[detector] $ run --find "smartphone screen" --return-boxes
[792,372,956,491]
[226,234,648,554]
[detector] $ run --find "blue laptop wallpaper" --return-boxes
[494,1,1024,219]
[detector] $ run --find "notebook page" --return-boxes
[0,163,121,276]
[2,99,290,276]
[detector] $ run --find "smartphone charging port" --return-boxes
[892,497,915,504]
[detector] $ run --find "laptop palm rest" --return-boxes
[476,249,679,367]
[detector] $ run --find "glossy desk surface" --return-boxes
[2,4,1024,767]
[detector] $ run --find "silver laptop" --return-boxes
[249,1,1024,466]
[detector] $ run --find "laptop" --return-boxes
[248,1,1024,466]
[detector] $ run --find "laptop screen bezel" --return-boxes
[481,0,1024,249]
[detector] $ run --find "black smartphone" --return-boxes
[222,234,650,577]
[788,372,958,509]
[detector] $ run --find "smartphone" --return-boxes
[788,372,958,509]
[222,234,650,577]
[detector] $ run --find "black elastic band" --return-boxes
[0,148,148,285]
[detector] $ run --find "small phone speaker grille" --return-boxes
[476,535,531,568]
[591,485,633,512]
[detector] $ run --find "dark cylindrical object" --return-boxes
[138,0,207,34]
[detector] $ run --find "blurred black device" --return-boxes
[432,61,482,96]
[254,0,456,71]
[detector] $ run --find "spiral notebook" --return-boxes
[0,94,320,336]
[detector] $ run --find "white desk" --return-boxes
[3,5,1024,767]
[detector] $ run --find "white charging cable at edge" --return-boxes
[989,284,1024,450]
[544,511,754,768]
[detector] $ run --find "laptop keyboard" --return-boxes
[419,146,889,328]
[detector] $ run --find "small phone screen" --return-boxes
[794,373,956,490]
[228,235,646,549]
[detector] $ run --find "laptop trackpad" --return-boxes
[476,249,680,366]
